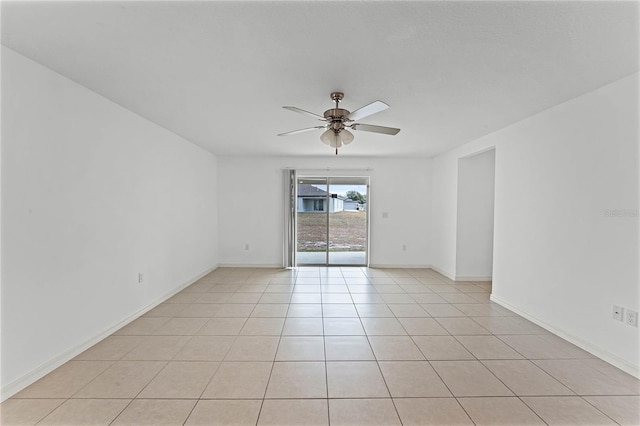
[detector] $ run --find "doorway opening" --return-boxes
[296,176,369,266]
[455,148,495,281]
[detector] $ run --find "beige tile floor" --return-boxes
[2,267,639,425]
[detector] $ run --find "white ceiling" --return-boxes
[2,1,638,157]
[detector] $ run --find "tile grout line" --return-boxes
[325,270,333,426]
[253,273,292,426]
[577,395,626,425]
[11,268,640,425]
[385,270,472,423]
[352,267,404,424]
[181,277,256,425]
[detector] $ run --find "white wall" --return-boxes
[431,73,639,375]
[455,149,495,280]
[1,47,219,398]
[429,152,459,279]
[430,139,496,279]
[217,156,431,267]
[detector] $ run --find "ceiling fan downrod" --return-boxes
[331,91,343,108]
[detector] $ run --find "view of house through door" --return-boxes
[296,177,369,266]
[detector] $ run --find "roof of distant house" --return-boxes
[298,184,348,200]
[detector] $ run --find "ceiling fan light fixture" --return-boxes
[320,128,354,149]
[341,129,354,145]
[280,92,400,154]
[320,129,336,146]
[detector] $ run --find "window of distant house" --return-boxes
[314,199,324,211]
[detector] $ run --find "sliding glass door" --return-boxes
[327,177,368,265]
[296,177,329,265]
[296,176,369,266]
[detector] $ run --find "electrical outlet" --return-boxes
[612,305,623,321]
[138,272,144,284]
[625,310,638,327]
[402,244,407,251]
[244,244,250,251]
[382,212,389,219]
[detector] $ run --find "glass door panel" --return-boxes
[296,177,328,265]
[328,177,368,266]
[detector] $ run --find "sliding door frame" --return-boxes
[295,175,370,267]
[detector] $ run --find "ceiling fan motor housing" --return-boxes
[324,108,350,132]
[323,108,350,120]
[325,92,350,132]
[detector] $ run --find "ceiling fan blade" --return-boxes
[352,123,401,135]
[278,126,326,136]
[346,100,389,121]
[282,106,325,120]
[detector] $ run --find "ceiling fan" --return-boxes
[278,92,400,155]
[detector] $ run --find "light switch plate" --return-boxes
[613,305,624,321]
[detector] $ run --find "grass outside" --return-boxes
[297,211,366,252]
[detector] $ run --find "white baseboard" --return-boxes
[491,295,639,379]
[217,263,284,269]
[454,275,493,282]
[216,263,490,284]
[429,265,456,281]
[0,264,218,402]
[428,265,492,282]
[222,263,433,270]
[368,264,434,269]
